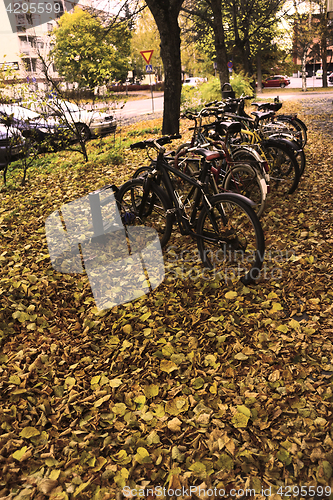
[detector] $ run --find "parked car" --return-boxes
[0,123,24,169]
[328,72,333,84]
[27,99,117,141]
[261,75,290,88]
[183,77,206,87]
[0,104,67,151]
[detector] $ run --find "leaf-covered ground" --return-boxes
[1,101,333,499]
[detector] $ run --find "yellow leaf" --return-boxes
[73,480,91,497]
[134,447,151,464]
[12,446,28,461]
[20,427,40,439]
[234,352,248,360]
[91,375,100,386]
[270,302,283,313]
[140,311,151,321]
[165,397,188,416]
[64,376,75,389]
[237,405,251,417]
[49,469,61,480]
[94,394,111,407]
[160,360,178,373]
[232,412,249,428]
[167,417,182,432]
[276,324,288,333]
[144,384,159,398]
[92,456,107,472]
[109,378,122,388]
[9,375,21,385]
[225,291,237,299]
[288,318,301,331]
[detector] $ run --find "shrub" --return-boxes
[200,77,222,102]
[180,85,202,112]
[230,72,254,97]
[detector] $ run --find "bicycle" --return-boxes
[175,109,269,217]
[117,135,265,285]
[220,96,306,177]
[198,109,301,195]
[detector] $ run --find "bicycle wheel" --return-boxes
[261,140,300,195]
[275,116,307,148]
[116,178,173,248]
[133,166,153,179]
[222,164,266,218]
[287,139,306,177]
[266,134,306,177]
[196,193,265,285]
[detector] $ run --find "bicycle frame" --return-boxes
[139,148,255,242]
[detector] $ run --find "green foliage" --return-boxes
[181,73,254,110]
[51,7,131,88]
[180,86,202,112]
[230,72,254,97]
[127,126,161,137]
[199,77,221,102]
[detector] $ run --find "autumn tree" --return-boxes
[181,0,287,90]
[181,0,229,91]
[292,0,317,91]
[51,6,131,89]
[310,0,333,87]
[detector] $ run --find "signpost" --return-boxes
[227,61,233,73]
[140,50,154,64]
[140,50,154,113]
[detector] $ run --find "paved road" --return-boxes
[288,76,333,88]
[114,94,164,123]
[110,84,333,123]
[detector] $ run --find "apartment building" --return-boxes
[1,0,92,87]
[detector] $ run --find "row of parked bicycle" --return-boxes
[114,95,307,284]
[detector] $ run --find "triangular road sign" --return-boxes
[140,50,154,64]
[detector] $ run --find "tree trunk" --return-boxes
[301,51,307,91]
[243,38,253,75]
[210,0,229,90]
[321,38,327,88]
[256,52,262,93]
[145,0,183,135]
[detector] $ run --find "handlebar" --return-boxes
[130,134,182,151]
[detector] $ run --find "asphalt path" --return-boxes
[114,93,164,123]
[111,83,333,123]
[288,76,333,88]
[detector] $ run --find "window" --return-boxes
[54,1,64,18]
[23,58,37,72]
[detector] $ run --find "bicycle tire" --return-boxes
[221,164,266,218]
[196,193,265,285]
[116,178,173,248]
[133,166,153,179]
[286,139,306,177]
[293,117,307,147]
[229,146,270,183]
[261,140,300,195]
[276,116,307,147]
[268,136,306,177]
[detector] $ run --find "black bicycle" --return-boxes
[116,135,265,285]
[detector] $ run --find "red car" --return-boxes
[261,75,290,88]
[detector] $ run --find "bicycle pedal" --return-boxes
[122,212,136,224]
